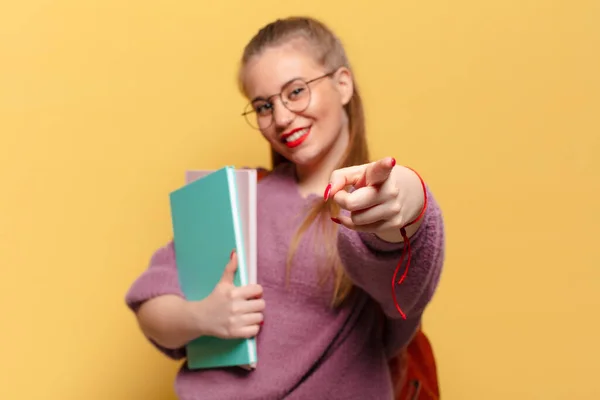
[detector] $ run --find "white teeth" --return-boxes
[285,128,309,143]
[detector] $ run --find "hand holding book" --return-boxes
[193,250,265,339]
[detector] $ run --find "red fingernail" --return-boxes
[331,217,341,224]
[390,157,396,167]
[260,321,264,326]
[323,184,332,201]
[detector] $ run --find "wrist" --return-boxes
[403,166,426,222]
[401,166,428,230]
[374,229,405,243]
[185,298,210,338]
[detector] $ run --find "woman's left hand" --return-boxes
[324,157,425,241]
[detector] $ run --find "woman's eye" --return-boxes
[255,103,272,115]
[289,87,305,98]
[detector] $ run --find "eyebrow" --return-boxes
[250,76,303,103]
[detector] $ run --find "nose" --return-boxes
[271,97,294,128]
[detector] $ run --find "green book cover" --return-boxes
[169,166,257,370]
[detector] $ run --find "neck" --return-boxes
[295,126,350,197]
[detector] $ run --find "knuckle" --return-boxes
[344,197,357,211]
[329,170,340,182]
[393,214,405,228]
[389,201,402,215]
[350,212,363,226]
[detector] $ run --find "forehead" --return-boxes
[243,43,323,100]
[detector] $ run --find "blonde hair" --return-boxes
[238,16,370,307]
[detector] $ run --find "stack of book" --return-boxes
[169,166,258,370]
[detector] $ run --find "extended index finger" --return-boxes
[363,157,396,187]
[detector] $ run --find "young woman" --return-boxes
[126,16,445,400]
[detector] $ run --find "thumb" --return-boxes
[362,157,395,187]
[220,250,238,284]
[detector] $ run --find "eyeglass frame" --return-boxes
[240,69,338,130]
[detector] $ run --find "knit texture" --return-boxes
[125,162,445,400]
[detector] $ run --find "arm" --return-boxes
[125,241,201,359]
[336,186,445,321]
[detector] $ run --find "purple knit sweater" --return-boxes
[125,163,445,400]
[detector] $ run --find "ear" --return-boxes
[332,67,354,106]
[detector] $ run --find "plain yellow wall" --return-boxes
[1,1,599,399]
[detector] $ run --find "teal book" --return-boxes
[169,166,258,370]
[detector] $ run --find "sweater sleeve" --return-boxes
[124,241,187,360]
[337,186,445,322]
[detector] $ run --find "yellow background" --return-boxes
[1,0,598,399]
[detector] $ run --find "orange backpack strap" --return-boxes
[390,326,440,400]
[256,167,271,182]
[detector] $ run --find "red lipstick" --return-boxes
[281,126,311,149]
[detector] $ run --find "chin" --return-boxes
[286,148,327,169]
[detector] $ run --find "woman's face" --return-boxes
[242,41,354,170]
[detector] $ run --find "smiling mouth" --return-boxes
[281,126,311,148]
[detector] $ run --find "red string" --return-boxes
[392,167,428,320]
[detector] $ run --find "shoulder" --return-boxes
[149,240,176,265]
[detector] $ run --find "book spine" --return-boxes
[226,167,258,364]
[248,169,257,285]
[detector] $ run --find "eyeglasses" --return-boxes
[241,71,336,130]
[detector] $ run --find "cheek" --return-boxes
[316,105,345,136]
[308,92,344,128]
